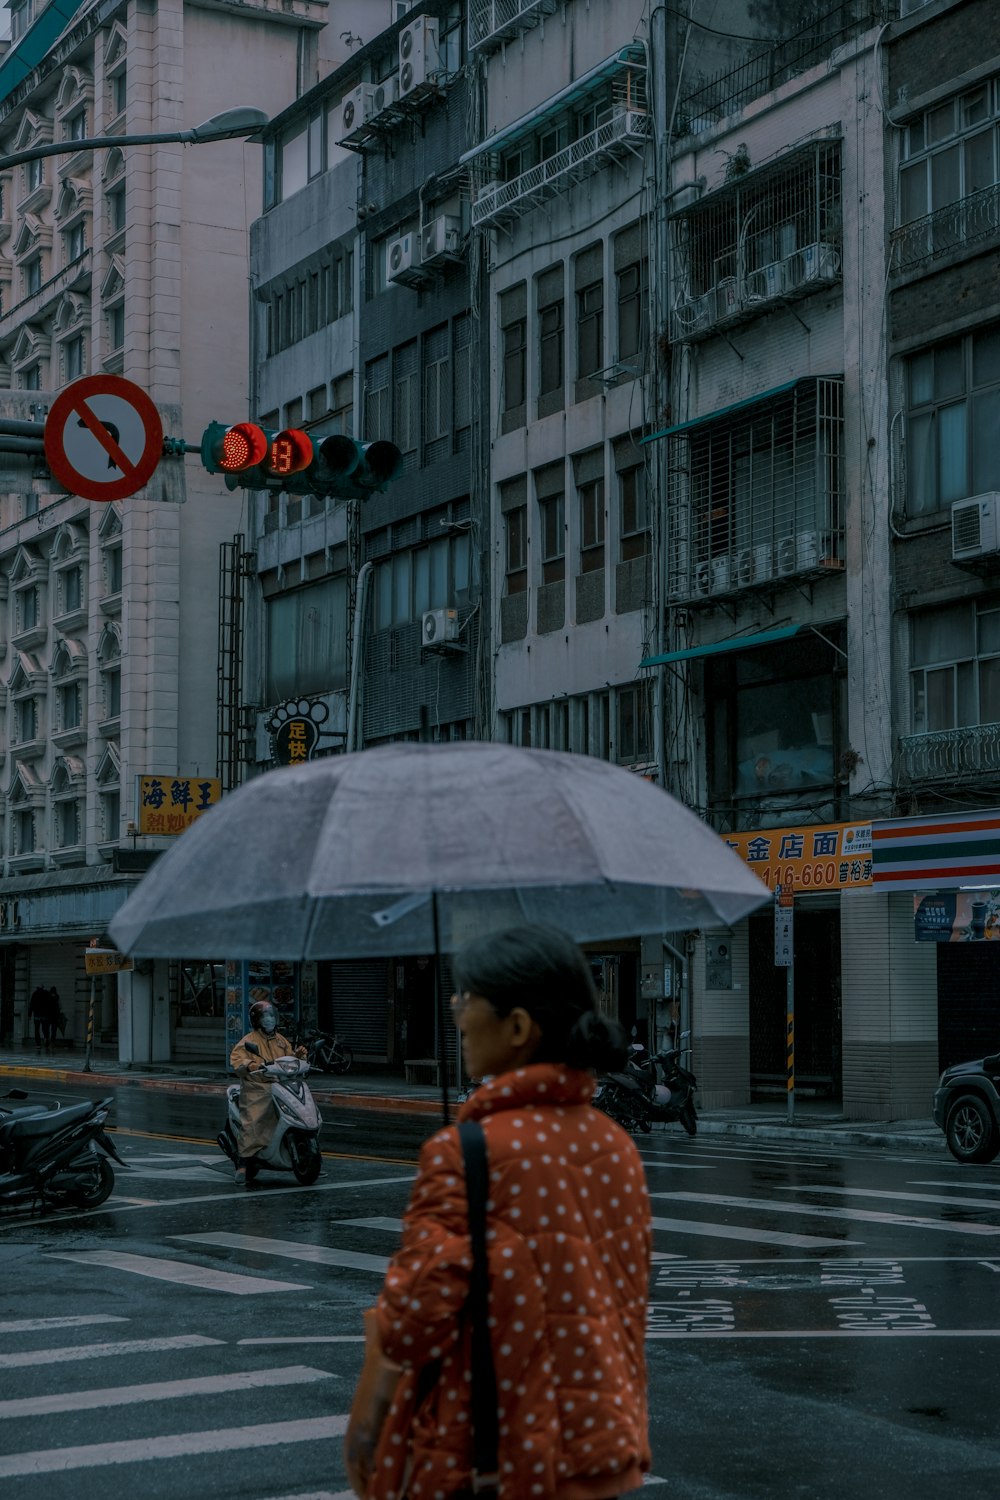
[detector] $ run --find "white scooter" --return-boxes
[218,1042,323,1186]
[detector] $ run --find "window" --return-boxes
[64,334,84,381]
[21,365,41,391]
[577,281,603,379]
[25,258,41,295]
[500,284,527,422]
[280,122,308,200]
[105,545,122,595]
[57,799,80,848]
[374,530,470,629]
[68,109,88,141]
[906,326,1000,516]
[101,787,120,842]
[61,564,82,613]
[17,586,37,631]
[307,110,324,180]
[619,461,649,560]
[103,667,121,720]
[27,157,43,193]
[393,341,419,461]
[505,505,527,594]
[423,324,451,460]
[15,808,34,855]
[111,69,127,118]
[364,355,390,440]
[579,475,605,574]
[67,220,85,261]
[108,303,125,350]
[453,313,472,452]
[911,600,1000,733]
[617,682,652,764]
[537,265,564,409]
[900,80,1000,226]
[15,697,36,743]
[538,491,565,585]
[58,680,82,730]
[330,372,353,436]
[108,184,126,234]
[265,577,348,701]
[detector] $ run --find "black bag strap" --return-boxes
[458,1120,500,1497]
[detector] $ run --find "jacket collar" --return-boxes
[458,1062,595,1121]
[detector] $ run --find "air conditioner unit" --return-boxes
[776,535,797,575]
[792,241,841,285]
[421,214,462,265]
[387,232,420,285]
[340,85,375,139]
[952,492,1000,561]
[372,77,399,114]
[715,276,739,320]
[796,530,819,571]
[745,259,787,303]
[693,561,711,596]
[735,548,754,587]
[674,292,713,335]
[711,554,730,593]
[752,543,773,582]
[422,607,459,646]
[399,15,439,97]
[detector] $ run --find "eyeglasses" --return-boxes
[450,991,473,1022]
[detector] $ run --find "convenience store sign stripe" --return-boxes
[873,838,1000,864]
[876,863,1000,882]
[872,818,1000,840]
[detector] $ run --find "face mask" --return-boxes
[257,1008,277,1035]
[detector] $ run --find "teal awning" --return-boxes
[639,624,802,669]
[0,0,87,103]
[640,380,802,446]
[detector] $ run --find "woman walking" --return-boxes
[346,923,652,1500]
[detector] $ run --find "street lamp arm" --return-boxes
[0,107,269,171]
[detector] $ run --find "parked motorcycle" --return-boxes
[0,1087,127,1210]
[300,1028,353,1076]
[595,1044,698,1136]
[217,1043,323,1185]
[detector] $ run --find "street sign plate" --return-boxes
[44,375,163,502]
[774,884,794,967]
[85,948,133,974]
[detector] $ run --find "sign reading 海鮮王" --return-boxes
[137,775,221,835]
[724,820,872,892]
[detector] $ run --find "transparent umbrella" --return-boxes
[110,743,770,1112]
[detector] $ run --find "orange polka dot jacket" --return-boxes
[371,1063,652,1500]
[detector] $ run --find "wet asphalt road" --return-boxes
[1,1081,999,1499]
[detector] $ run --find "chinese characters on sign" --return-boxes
[913,890,1000,942]
[724,821,872,892]
[137,775,222,835]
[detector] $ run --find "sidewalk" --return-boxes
[0,1045,946,1152]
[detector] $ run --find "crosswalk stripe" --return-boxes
[0,1414,348,1477]
[659,1190,1000,1236]
[0,1334,221,1369]
[174,1232,391,1274]
[0,1315,127,1335]
[338,1216,404,1232]
[649,1214,855,1248]
[780,1184,1000,1212]
[47,1249,312,1295]
[0,1365,333,1419]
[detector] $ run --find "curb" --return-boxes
[694,1118,945,1152]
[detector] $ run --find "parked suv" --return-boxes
[933,1054,1000,1163]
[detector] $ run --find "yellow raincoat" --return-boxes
[229,1029,298,1159]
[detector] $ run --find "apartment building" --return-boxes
[0,0,346,1060]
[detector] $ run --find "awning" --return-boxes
[640,376,841,446]
[639,624,801,669]
[459,44,645,165]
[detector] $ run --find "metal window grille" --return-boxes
[666,377,845,603]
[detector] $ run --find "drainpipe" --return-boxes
[346,561,372,753]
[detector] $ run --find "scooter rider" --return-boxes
[229,1001,307,1186]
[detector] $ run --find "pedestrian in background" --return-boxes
[45,987,62,1051]
[346,922,652,1500]
[27,986,50,1052]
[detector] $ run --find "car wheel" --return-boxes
[946,1093,1000,1164]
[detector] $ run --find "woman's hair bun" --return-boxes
[564,1009,628,1072]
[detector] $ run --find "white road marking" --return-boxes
[0,1334,221,1369]
[0,1365,334,1419]
[779,1184,1000,1211]
[175,1232,391,1275]
[0,1414,348,1477]
[645,1328,1000,1339]
[119,1167,227,1182]
[658,1190,1000,1236]
[47,1250,311,1295]
[649,1214,855,1248]
[338,1216,403,1232]
[915,1179,1000,1191]
[240,1336,366,1345]
[0,1314,128,1334]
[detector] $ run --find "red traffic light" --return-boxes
[219,422,269,472]
[268,428,314,477]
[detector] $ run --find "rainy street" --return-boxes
[0,1084,999,1500]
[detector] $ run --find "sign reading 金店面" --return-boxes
[137,775,222,835]
[724,821,872,892]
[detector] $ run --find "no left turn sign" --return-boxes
[44,375,164,502]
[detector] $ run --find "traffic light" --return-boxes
[200,422,403,499]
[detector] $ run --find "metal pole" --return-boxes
[83,976,96,1073]
[431,891,450,1126]
[786,964,795,1125]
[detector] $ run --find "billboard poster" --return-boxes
[913,890,1000,942]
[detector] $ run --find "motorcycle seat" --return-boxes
[0,1099,94,1145]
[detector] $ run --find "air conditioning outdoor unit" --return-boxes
[711,554,731,593]
[422,607,459,646]
[952,492,1000,562]
[776,535,797,575]
[387,232,420,285]
[674,292,713,336]
[399,15,439,97]
[421,214,462,265]
[753,543,773,582]
[796,531,819,571]
[693,561,711,596]
[372,77,399,114]
[792,241,841,285]
[745,259,787,303]
[715,277,739,320]
[735,549,754,587]
[340,85,375,139]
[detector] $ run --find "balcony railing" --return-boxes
[469,0,558,54]
[900,721,1000,781]
[891,183,1000,276]
[472,110,650,229]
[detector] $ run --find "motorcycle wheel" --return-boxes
[637,1117,653,1134]
[290,1137,322,1186]
[62,1157,115,1208]
[330,1043,353,1076]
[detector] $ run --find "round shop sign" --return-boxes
[44,375,164,502]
